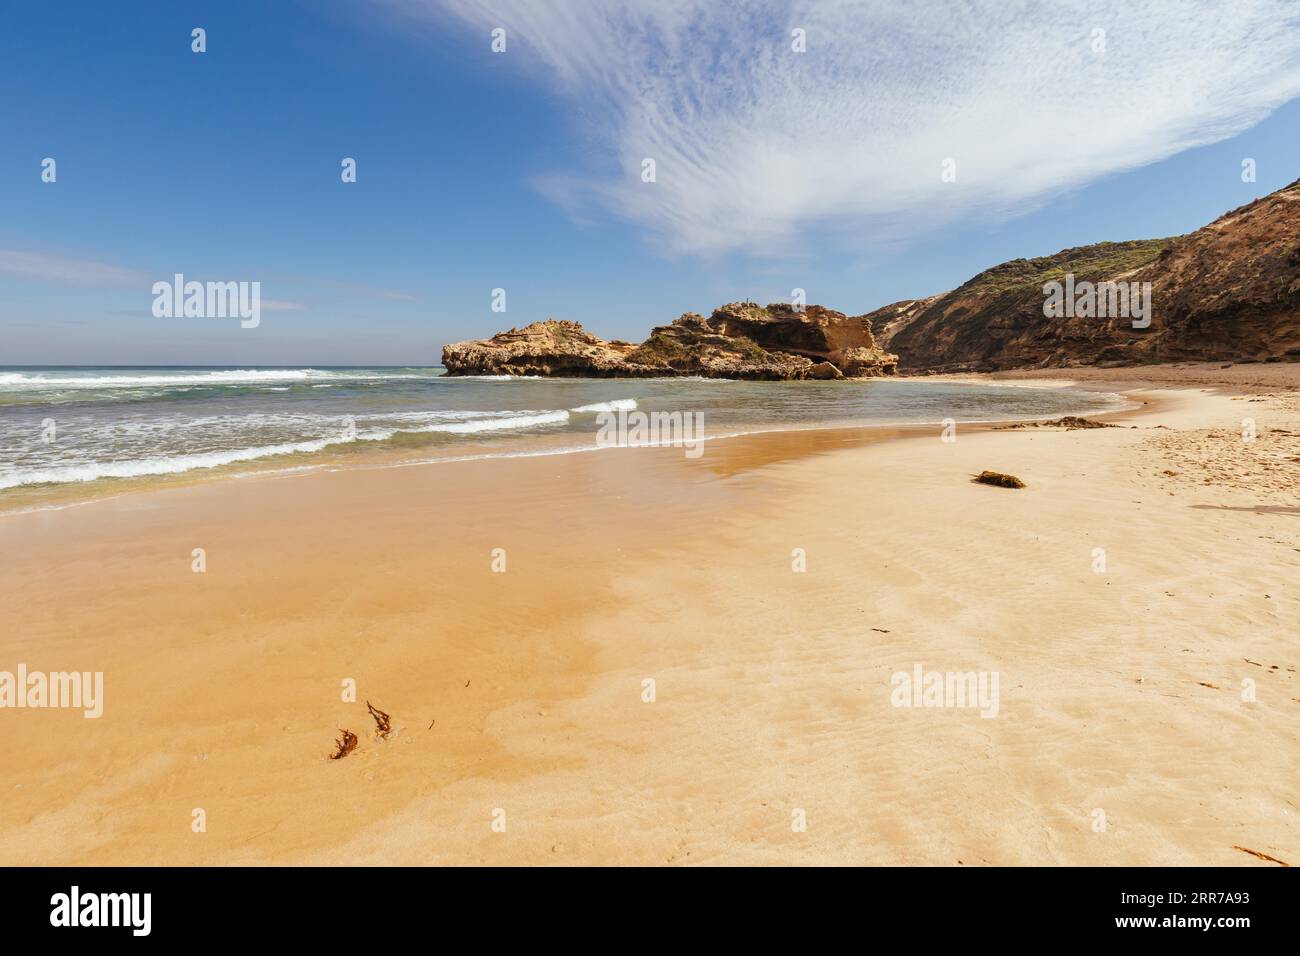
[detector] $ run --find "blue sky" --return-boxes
[2,0,1299,365]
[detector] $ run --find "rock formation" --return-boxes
[439,319,640,377]
[442,302,898,379]
[443,179,1300,377]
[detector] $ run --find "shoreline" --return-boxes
[2,365,1296,865]
[0,373,1134,518]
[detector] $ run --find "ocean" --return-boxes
[0,366,1126,498]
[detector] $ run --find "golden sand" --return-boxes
[0,366,1296,865]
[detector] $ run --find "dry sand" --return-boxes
[0,364,1296,866]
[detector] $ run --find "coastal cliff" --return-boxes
[875,178,1300,371]
[442,302,898,379]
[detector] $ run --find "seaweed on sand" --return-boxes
[366,700,392,737]
[329,729,358,760]
[974,470,1026,489]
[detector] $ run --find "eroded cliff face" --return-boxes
[707,302,900,376]
[441,302,898,379]
[1125,182,1300,363]
[876,179,1300,371]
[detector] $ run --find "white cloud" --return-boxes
[413,0,1300,255]
[261,299,307,311]
[0,250,142,285]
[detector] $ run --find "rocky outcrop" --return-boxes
[703,302,898,375]
[876,178,1300,371]
[437,319,642,377]
[441,303,898,379]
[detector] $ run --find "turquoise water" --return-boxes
[0,366,1125,491]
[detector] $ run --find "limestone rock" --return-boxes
[442,303,898,380]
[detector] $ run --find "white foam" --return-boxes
[569,399,638,413]
[0,434,353,489]
[409,410,570,434]
[0,409,574,489]
[0,369,426,390]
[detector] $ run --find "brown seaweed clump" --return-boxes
[329,729,358,760]
[974,470,1026,489]
[1050,416,1116,429]
[366,701,392,738]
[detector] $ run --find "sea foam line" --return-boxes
[570,399,637,413]
[0,368,426,390]
[0,409,575,489]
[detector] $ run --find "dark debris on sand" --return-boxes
[974,470,1026,489]
[995,416,1117,430]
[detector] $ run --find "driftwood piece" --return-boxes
[1232,845,1290,866]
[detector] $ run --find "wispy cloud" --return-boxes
[262,299,308,312]
[412,0,1300,255]
[0,250,143,285]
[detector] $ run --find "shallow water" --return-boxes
[0,366,1126,494]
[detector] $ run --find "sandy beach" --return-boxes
[1,364,1296,866]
